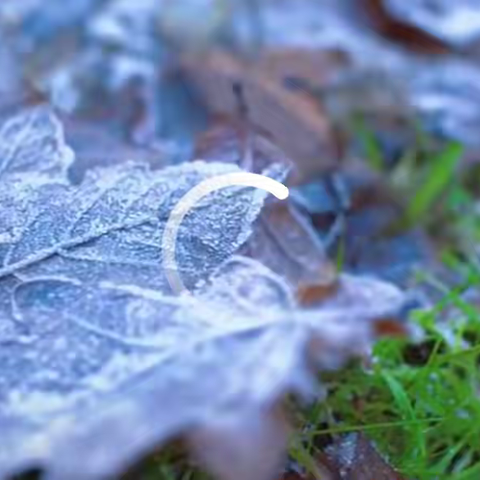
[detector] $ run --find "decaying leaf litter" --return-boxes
[0,1,479,479]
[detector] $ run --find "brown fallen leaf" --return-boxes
[181,49,341,179]
[366,0,480,51]
[194,115,292,174]
[325,433,406,480]
[363,0,450,54]
[256,48,350,93]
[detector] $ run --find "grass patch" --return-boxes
[293,257,480,479]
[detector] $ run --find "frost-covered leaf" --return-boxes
[0,160,277,291]
[0,181,69,250]
[0,105,74,182]
[0,256,409,480]
[0,107,74,258]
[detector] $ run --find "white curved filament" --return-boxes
[162,172,289,295]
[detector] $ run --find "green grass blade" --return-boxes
[405,142,463,225]
[353,114,384,172]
